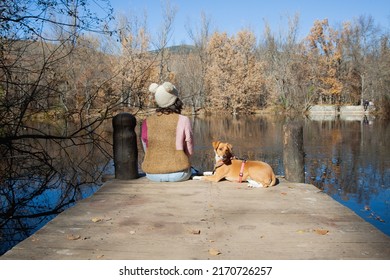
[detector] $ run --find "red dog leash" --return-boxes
[238,160,246,183]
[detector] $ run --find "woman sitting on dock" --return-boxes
[141,82,194,182]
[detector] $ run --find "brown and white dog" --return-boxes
[194,141,277,188]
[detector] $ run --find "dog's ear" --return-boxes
[212,141,220,150]
[227,143,233,152]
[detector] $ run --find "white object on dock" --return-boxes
[247,178,263,188]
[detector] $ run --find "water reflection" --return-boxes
[0,122,112,255]
[304,118,390,233]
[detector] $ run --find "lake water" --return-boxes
[0,114,389,256]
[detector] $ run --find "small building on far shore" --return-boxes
[308,104,375,121]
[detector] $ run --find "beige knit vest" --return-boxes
[142,114,190,174]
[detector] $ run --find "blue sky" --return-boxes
[106,0,390,45]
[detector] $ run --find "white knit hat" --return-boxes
[148,82,179,108]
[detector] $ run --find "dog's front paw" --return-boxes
[192,175,204,180]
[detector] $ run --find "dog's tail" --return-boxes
[270,172,276,186]
[265,172,277,187]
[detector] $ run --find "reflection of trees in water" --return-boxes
[0,122,112,255]
[304,119,390,205]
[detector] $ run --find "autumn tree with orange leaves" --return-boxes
[306,19,344,104]
[205,30,264,114]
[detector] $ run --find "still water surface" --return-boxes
[0,114,389,255]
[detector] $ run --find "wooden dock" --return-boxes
[1,177,389,260]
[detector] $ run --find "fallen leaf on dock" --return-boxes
[91,217,103,223]
[314,229,329,235]
[67,234,81,240]
[209,248,221,256]
[188,229,201,235]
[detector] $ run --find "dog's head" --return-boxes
[212,141,234,163]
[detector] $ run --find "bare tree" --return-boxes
[261,14,309,111]
[375,34,390,118]
[340,15,382,105]
[174,11,212,114]
[152,0,177,83]
[0,0,115,254]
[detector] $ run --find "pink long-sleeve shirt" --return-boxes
[141,114,194,157]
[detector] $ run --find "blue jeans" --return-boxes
[146,168,193,182]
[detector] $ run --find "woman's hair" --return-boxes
[156,98,183,114]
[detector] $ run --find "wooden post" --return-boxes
[112,113,138,180]
[283,121,305,183]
